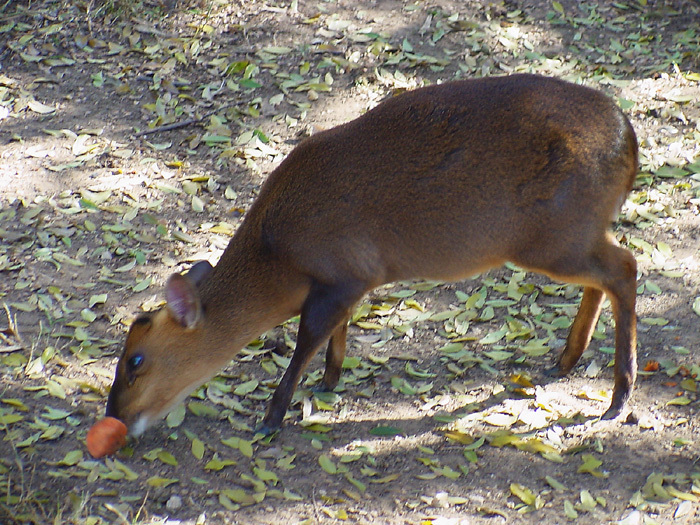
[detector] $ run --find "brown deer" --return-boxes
[103,73,638,441]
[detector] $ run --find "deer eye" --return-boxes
[127,353,144,372]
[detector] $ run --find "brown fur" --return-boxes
[106,74,638,436]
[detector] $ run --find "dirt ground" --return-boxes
[1,0,699,523]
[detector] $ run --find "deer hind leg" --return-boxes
[319,322,348,392]
[599,242,638,418]
[553,286,606,375]
[535,236,638,418]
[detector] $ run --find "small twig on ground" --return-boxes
[1,303,25,350]
[134,491,150,522]
[133,105,235,138]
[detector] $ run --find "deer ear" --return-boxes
[186,260,213,286]
[165,273,202,328]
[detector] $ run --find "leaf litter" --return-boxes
[1,0,700,523]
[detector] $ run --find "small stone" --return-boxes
[674,500,693,518]
[432,491,450,509]
[166,495,182,511]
